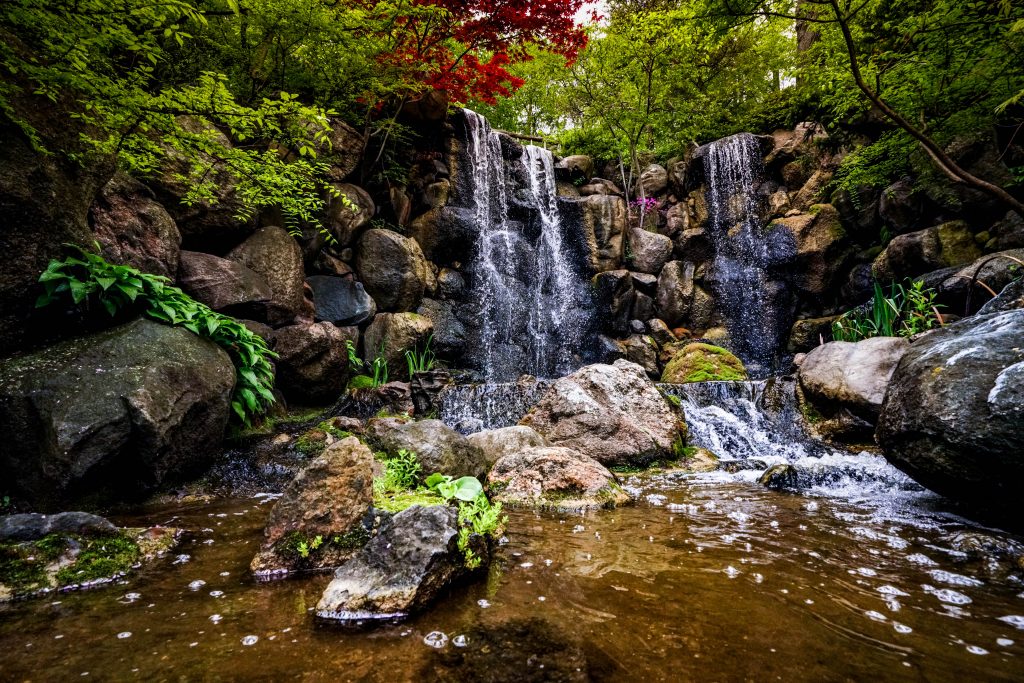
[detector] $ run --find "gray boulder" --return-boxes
[306,275,377,326]
[177,250,272,313]
[798,337,909,417]
[872,221,981,282]
[227,226,307,326]
[979,277,1024,314]
[466,426,548,471]
[627,228,673,275]
[0,512,117,542]
[656,260,696,328]
[315,505,474,623]
[355,228,429,312]
[362,312,433,375]
[639,164,668,196]
[578,195,627,273]
[0,319,235,507]
[520,359,685,467]
[365,418,489,481]
[877,310,1024,509]
[273,322,357,403]
[90,173,181,278]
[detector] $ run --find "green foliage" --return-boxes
[36,248,277,424]
[378,449,422,492]
[278,528,368,565]
[832,280,943,341]
[404,335,436,377]
[345,340,388,389]
[456,493,506,570]
[54,533,140,586]
[425,473,484,502]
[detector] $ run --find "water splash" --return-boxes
[702,134,794,375]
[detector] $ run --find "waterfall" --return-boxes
[702,133,793,376]
[461,110,593,382]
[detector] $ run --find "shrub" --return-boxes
[831,279,943,342]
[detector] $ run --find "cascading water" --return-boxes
[461,110,593,382]
[702,134,794,376]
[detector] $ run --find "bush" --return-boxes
[832,279,943,341]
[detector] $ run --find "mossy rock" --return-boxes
[661,343,748,383]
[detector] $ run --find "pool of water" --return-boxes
[2,470,1023,682]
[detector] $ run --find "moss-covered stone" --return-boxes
[661,343,748,383]
[294,428,329,456]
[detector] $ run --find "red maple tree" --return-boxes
[363,0,588,104]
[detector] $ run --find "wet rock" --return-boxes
[0,512,117,542]
[436,269,465,299]
[520,359,685,467]
[758,463,800,490]
[315,505,473,623]
[620,334,659,379]
[410,369,454,416]
[941,531,1024,564]
[798,337,909,418]
[466,426,548,471]
[718,459,769,474]
[355,228,429,312]
[325,183,375,247]
[661,343,747,383]
[770,204,850,298]
[877,310,1024,510]
[0,319,235,507]
[979,277,1024,314]
[592,269,634,335]
[365,419,488,481]
[362,312,434,375]
[487,446,627,509]
[872,221,981,282]
[656,260,696,328]
[647,318,677,346]
[306,275,377,326]
[89,173,181,278]
[177,250,272,313]
[416,298,466,359]
[627,228,673,274]
[787,315,840,353]
[938,249,1024,315]
[226,226,307,327]
[251,437,375,576]
[273,322,357,404]
[579,195,627,272]
[342,382,415,419]
[679,447,719,473]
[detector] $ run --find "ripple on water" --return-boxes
[241,636,258,646]
[927,570,983,587]
[423,632,448,649]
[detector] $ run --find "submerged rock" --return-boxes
[661,343,747,383]
[365,418,488,481]
[466,426,548,471]
[0,319,235,508]
[251,437,376,576]
[520,359,685,467]
[315,505,475,624]
[487,446,628,509]
[877,310,1024,509]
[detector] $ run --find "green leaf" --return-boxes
[450,476,484,502]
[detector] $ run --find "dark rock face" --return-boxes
[325,183,375,247]
[877,310,1024,509]
[416,298,466,359]
[306,275,377,326]
[656,261,695,328]
[89,173,182,278]
[355,228,429,312]
[878,178,926,234]
[364,418,488,481]
[410,369,453,416]
[872,221,981,282]
[593,269,634,335]
[273,322,357,404]
[0,319,235,507]
[315,505,473,623]
[177,250,272,313]
[979,277,1024,314]
[251,437,375,575]
[227,226,308,327]
[0,512,117,542]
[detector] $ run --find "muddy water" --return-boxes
[2,475,1023,682]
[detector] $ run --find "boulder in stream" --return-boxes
[487,446,628,509]
[466,425,548,471]
[661,342,747,383]
[520,359,685,467]
[798,337,909,417]
[877,310,1024,509]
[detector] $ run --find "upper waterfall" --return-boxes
[460,109,594,382]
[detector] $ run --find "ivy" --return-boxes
[36,247,277,425]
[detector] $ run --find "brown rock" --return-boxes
[90,173,181,277]
[487,446,628,509]
[226,226,307,327]
[177,250,272,313]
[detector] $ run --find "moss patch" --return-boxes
[55,533,139,586]
[1,531,142,598]
[661,343,748,383]
[372,488,446,513]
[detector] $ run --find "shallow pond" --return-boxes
[2,468,1023,682]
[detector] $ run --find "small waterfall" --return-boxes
[439,381,553,434]
[702,134,794,376]
[461,110,593,382]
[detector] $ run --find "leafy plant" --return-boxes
[36,248,277,424]
[456,492,506,569]
[344,340,389,388]
[404,335,436,377]
[379,449,422,492]
[831,279,943,342]
[425,473,484,502]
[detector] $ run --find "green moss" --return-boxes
[661,343,748,383]
[316,420,353,441]
[373,488,446,513]
[0,543,49,594]
[55,533,139,586]
[294,429,328,456]
[347,374,376,390]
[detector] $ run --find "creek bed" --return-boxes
[0,476,1022,681]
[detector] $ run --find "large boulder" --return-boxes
[89,173,181,278]
[0,319,235,507]
[325,183,375,247]
[627,228,673,275]
[362,312,433,375]
[799,337,909,417]
[592,269,634,335]
[226,226,307,327]
[316,505,475,623]
[487,446,628,509]
[177,250,272,314]
[655,260,696,328]
[878,178,926,235]
[877,310,1024,509]
[520,359,685,467]
[415,298,466,359]
[355,228,429,312]
[555,155,595,181]
[306,275,376,326]
[873,221,982,282]
[365,418,488,481]
[251,437,375,576]
[936,249,1024,315]
[273,322,357,403]
[638,164,668,196]
[466,426,548,471]
[979,277,1024,314]
[661,343,747,383]
[770,205,851,298]
[578,195,627,272]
